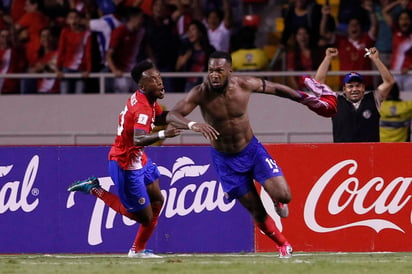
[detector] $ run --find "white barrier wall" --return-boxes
[1,92,412,145]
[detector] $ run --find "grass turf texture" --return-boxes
[1,252,411,274]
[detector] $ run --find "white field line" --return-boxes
[0,251,397,260]
[0,252,410,266]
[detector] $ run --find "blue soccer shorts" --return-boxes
[108,159,160,212]
[211,136,284,201]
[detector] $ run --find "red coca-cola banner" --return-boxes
[256,143,412,252]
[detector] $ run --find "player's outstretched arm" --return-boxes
[166,88,220,141]
[253,76,337,117]
[134,127,182,147]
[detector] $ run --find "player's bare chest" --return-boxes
[203,92,248,117]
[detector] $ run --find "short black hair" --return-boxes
[131,60,155,84]
[210,51,232,64]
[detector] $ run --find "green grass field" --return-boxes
[1,252,411,274]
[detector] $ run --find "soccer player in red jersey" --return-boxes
[68,60,182,258]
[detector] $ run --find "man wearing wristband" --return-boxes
[166,51,337,258]
[68,60,181,258]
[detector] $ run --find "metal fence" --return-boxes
[0,70,408,94]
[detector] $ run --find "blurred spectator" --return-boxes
[0,0,11,13]
[373,0,395,67]
[0,6,12,31]
[175,19,215,92]
[87,2,123,71]
[106,7,145,93]
[134,0,154,15]
[56,9,92,94]
[281,0,334,49]
[42,0,71,29]
[10,0,26,22]
[321,0,377,89]
[194,0,232,52]
[286,26,324,90]
[174,0,202,38]
[380,82,412,142]
[95,0,119,15]
[337,0,372,34]
[68,0,98,20]
[28,26,59,93]
[14,0,50,66]
[231,26,268,71]
[383,6,412,91]
[383,0,412,19]
[86,1,124,93]
[143,0,181,92]
[0,28,27,94]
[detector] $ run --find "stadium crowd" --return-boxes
[0,0,412,95]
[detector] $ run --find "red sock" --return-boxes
[90,188,138,221]
[256,215,287,247]
[131,204,162,251]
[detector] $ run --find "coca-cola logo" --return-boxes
[66,156,236,245]
[0,156,40,214]
[304,159,411,233]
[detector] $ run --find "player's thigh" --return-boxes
[237,187,267,220]
[146,179,164,205]
[263,176,291,203]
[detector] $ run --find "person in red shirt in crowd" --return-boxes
[0,28,27,94]
[10,0,26,22]
[107,7,146,93]
[28,27,60,93]
[56,9,92,94]
[321,0,378,89]
[68,60,181,258]
[14,0,50,66]
[383,4,412,91]
[286,26,324,90]
[132,0,153,15]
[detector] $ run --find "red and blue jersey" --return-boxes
[108,91,163,170]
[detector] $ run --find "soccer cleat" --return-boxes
[278,242,293,259]
[67,177,100,194]
[128,249,163,258]
[274,201,289,218]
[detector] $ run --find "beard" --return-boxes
[208,78,228,93]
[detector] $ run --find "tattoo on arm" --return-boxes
[261,78,266,94]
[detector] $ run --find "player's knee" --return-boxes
[278,190,292,204]
[137,214,153,225]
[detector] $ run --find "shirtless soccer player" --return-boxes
[166,51,337,258]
